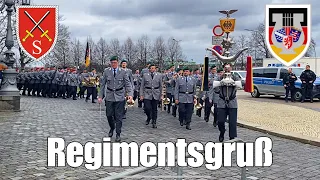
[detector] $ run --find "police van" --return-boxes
[251,67,320,101]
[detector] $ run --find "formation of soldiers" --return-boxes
[16,67,99,102]
[16,57,240,143]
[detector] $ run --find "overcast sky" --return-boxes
[33,0,319,63]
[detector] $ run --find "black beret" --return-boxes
[183,67,190,71]
[110,56,119,61]
[217,68,224,73]
[149,64,156,68]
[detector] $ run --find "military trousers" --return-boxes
[301,83,313,101]
[166,93,174,113]
[204,97,213,120]
[172,95,177,116]
[69,86,77,99]
[105,100,125,134]
[58,85,67,98]
[79,86,86,98]
[44,83,51,96]
[86,87,97,102]
[28,83,34,95]
[49,84,58,97]
[144,99,159,123]
[22,83,28,95]
[133,91,142,107]
[213,103,218,124]
[34,83,40,96]
[217,108,237,139]
[40,83,46,96]
[178,103,194,125]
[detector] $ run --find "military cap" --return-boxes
[146,61,152,65]
[210,65,216,69]
[176,68,181,72]
[110,56,119,61]
[168,64,174,68]
[193,68,199,71]
[183,67,190,71]
[217,68,224,73]
[121,59,128,64]
[149,63,156,68]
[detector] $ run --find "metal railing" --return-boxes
[100,138,247,180]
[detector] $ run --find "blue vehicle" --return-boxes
[251,67,320,101]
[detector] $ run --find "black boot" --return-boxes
[186,124,191,130]
[108,129,114,137]
[115,134,121,142]
[180,121,183,126]
[145,118,150,125]
[152,120,157,128]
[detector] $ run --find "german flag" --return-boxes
[85,41,90,67]
[201,56,209,91]
[244,56,254,92]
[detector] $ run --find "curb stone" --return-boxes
[237,120,320,147]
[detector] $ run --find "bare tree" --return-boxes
[47,16,71,67]
[122,37,136,67]
[252,23,272,59]
[70,38,83,67]
[304,38,316,57]
[234,34,250,70]
[152,35,166,70]
[95,37,109,66]
[136,35,151,67]
[109,38,122,59]
[166,37,183,64]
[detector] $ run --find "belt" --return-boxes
[219,95,235,101]
[107,87,123,91]
[179,91,194,94]
[145,87,159,89]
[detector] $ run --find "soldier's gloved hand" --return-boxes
[98,97,103,104]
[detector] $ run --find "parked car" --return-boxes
[232,71,246,88]
[251,67,320,101]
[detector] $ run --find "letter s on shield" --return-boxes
[16,5,58,61]
[265,4,311,67]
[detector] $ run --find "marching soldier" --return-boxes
[171,68,182,117]
[40,67,47,97]
[133,69,142,108]
[34,67,42,97]
[49,67,59,98]
[22,69,28,95]
[120,59,134,119]
[216,63,241,142]
[140,64,163,128]
[204,66,217,122]
[28,68,36,96]
[68,68,79,100]
[44,67,53,97]
[17,70,23,92]
[79,70,88,98]
[163,65,175,114]
[193,68,203,117]
[98,56,133,142]
[66,68,71,98]
[209,68,223,127]
[57,68,66,98]
[85,68,97,103]
[174,67,197,130]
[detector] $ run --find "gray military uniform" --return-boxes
[132,74,141,92]
[174,76,196,103]
[99,67,133,101]
[140,72,163,101]
[99,67,133,135]
[141,68,149,78]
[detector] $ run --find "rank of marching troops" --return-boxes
[16,56,238,142]
[16,66,100,102]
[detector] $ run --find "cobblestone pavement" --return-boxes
[0,96,319,180]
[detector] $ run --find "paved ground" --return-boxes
[0,96,320,180]
[237,90,320,112]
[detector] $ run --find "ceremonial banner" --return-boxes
[16,5,58,61]
[265,4,311,66]
[201,56,209,91]
[85,41,90,67]
[244,56,253,93]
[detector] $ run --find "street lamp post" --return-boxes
[244,29,258,67]
[0,0,30,111]
[172,38,181,64]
